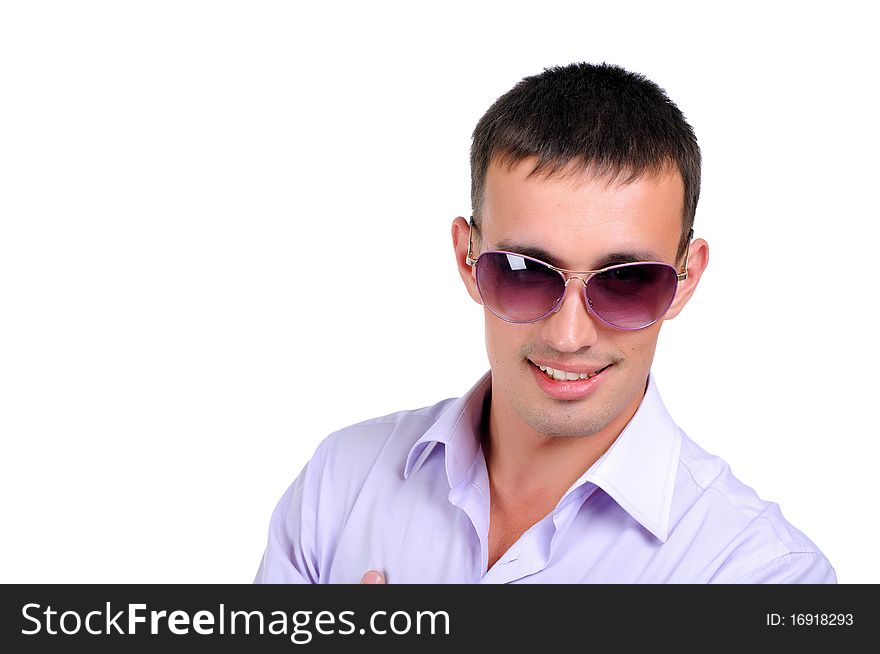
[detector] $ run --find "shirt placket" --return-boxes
[480,515,557,583]
[480,482,597,583]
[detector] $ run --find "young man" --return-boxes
[255,63,836,583]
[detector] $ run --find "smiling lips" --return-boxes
[528,359,613,400]
[529,359,611,381]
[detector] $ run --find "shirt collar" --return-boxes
[403,370,681,542]
[403,370,492,489]
[580,374,681,542]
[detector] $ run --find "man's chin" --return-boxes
[518,403,613,439]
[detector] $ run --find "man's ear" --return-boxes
[451,216,483,306]
[664,237,709,320]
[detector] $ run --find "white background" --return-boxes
[1,1,877,583]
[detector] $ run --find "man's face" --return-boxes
[454,157,702,440]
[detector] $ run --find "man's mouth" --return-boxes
[529,360,613,381]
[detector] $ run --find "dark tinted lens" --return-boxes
[587,263,678,329]
[476,252,564,322]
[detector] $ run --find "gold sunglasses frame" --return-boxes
[465,217,691,282]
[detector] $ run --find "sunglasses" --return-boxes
[466,219,692,330]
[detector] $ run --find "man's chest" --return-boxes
[487,501,559,571]
[316,459,723,584]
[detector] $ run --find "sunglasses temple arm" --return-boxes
[677,228,694,281]
[466,216,478,266]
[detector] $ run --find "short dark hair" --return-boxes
[470,62,701,261]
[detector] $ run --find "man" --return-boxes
[255,63,836,583]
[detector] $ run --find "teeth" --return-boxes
[537,364,600,381]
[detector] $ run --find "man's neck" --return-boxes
[479,380,647,504]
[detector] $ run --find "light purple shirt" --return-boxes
[255,371,836,583]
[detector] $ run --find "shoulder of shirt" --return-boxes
[304,396,456,477]
[325,397,455,441]
[673,430,836,582]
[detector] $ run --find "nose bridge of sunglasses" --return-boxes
[563,275,590,288]
[552,274,592,314]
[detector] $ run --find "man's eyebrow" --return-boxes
[592,250,666,267]
[492,239,563,266]
[492,239,665,269]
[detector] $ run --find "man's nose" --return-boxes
[538,278,599,352]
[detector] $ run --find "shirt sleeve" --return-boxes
[253,439,328,584]
[732,552,838,584]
